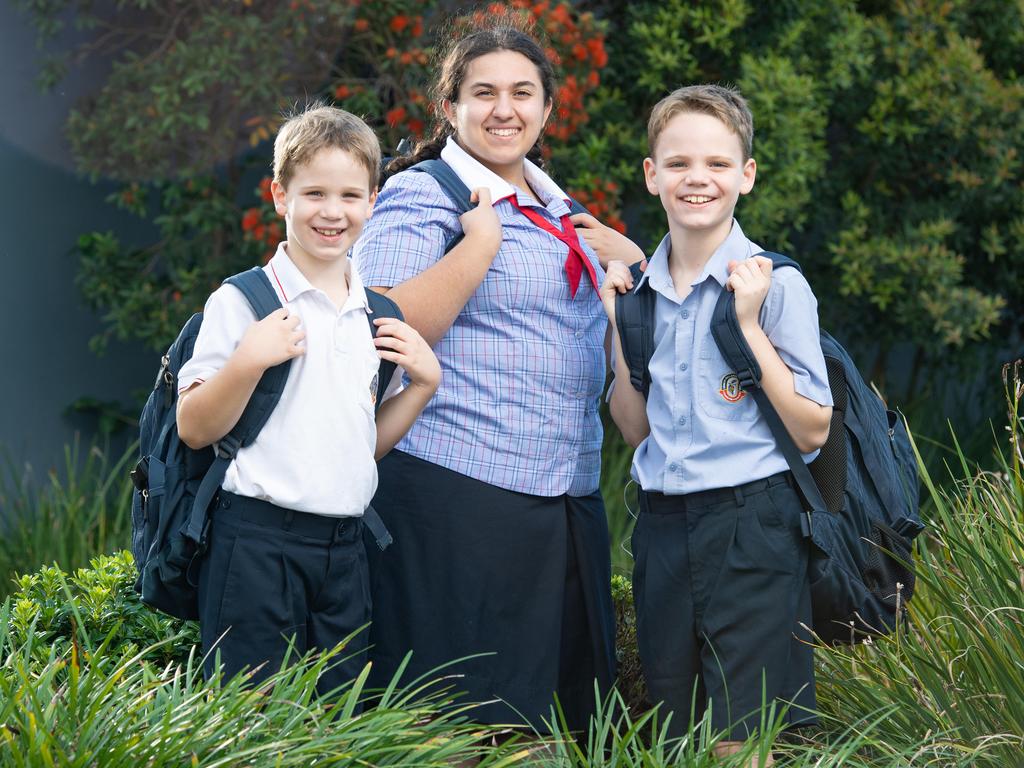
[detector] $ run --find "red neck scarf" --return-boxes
[508,197,598,298]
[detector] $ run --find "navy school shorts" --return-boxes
[197,490,372,698]
[632,471,817,740]
[365,449,617,731]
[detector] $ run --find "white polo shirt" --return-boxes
[178,244,399,517]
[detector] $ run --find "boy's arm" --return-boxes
[177,307,304,449]
[729,257,832,454]
[601,261,651,448]
[371,317,440,460]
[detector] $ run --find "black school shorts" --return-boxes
[365,450,616,731]
[632,471,817,740]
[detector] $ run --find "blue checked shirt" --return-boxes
[353,139,606,497]
[625,222,833,494]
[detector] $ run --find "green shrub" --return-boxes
[6,551,197,670]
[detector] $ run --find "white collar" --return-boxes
[439,136,570,207]
[268,243,368,311]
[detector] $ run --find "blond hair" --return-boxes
[647,84,753,160]
[273,103,381,190]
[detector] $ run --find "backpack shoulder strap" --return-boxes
[408,159,472,253]
[365,289,405,412]
[709,252,827,535]
[614,261,656,399]
[184,266,291,544]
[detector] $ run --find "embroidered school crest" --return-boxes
[369,372,379,406]
[718,373,746,403]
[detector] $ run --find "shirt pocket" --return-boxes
[696,335,758,422]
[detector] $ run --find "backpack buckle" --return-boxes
[736,367,760,391]
[215,434,242,460]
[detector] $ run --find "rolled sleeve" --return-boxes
[354,171,461,288]
[760,270,834,407]
[177,285,256,392]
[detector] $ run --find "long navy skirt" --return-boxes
[366,450,616,730]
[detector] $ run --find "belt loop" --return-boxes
[733,486,745,507]
[283,509,295,531]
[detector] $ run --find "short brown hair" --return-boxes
[273,103,381,190]
[647,84,753,160]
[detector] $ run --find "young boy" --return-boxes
[176,104,440,694]
[601,85,833,760]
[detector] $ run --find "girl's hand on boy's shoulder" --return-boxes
[570,212,644,269]
[236,307,305,373]
[459,187,502,258]
[373,318,441,392]
[726,255,773,329]
[599,259,636,323]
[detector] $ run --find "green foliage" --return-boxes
[0,440,134,600]
[7,551,198,669]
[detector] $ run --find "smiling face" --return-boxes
[644,111,756,243]
[442,49,552,185]
[271,146,376,274]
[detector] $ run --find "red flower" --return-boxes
[386,106,407,126]
[572,43,587,61]
[587,70,599,88]
[241,208,261,232]
[353,18,369,32]
[386,46,397,58]
[400,51,413,65]
[258,177,274,203]
[407,118,425,135]
[389,14,408,32]
[411,16,423,37]
[171,290,182,302]
[334,83,351,100]
[254,223,266,241]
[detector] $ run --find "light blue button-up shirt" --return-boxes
[354,139,606,497]
[627,222,833,494]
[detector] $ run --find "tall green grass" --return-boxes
[0,438,133,600]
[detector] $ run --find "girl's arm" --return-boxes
[372,188,502,346]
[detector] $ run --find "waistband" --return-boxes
[641,471,794,513]
[214,490,362,543]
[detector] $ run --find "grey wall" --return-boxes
[1,5,154,476]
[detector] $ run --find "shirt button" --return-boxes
[575,330,584,339]
[678,362,688,371]
[668,463,678,473]
[680,309,690,319]
[678,416,687,426]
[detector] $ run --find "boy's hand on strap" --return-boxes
[570,212,645,269]
[726,255,773,330]
[460,187,502,258]
[373,318,441,393]
[235,307,306,374]
[599,259,635,324]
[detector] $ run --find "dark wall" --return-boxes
[1,6,153,476]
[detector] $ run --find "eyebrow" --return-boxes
[469,80,538,89]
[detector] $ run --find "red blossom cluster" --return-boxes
[241,176,283,262]
[570,178,626,233]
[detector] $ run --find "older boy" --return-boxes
[176,104,439,693]
[601,85,833,760]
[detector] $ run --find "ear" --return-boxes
[739,157,757,195]
[643,157,659,196]
[365,189,378,219]
[270,180,288,216]
[542,97,553,126]
[441,99,457,128]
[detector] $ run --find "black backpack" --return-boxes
[614,253,924,644]
[131,266,401,620]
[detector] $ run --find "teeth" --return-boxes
[316,228,343,236]
[488,128,520,137]
[683,196,712,204]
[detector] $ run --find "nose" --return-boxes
[492,91,514,118]
[684,164,710,185]
[321,195,344,220]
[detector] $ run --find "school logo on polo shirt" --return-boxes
[718,373,746,403]
[369,372,379,406]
